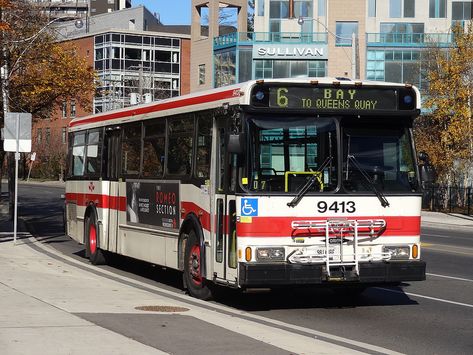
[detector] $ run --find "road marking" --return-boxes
[426,273,473,282]
[377,288,473,309]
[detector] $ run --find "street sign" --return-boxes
[30,152,36,161]
[3,112,32,153]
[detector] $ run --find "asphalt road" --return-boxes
[14,183,473,354]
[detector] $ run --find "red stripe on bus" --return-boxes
[236,216,421,237]
[69,88,240,128]
[65,192,127,211]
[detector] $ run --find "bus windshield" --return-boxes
[246,115,338,193]
[343,123,419,193]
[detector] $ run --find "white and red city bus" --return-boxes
[65,78,426,299]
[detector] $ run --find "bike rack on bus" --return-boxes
[289,219,387,279]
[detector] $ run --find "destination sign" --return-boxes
[265,86,407,112]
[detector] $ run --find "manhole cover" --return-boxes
[135,305,189,312]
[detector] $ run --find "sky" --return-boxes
[132,0,191,25]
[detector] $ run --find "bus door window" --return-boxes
[103,128,121,181]
[195,111,212,180]
[216,198,224,263]
[167,114,194,176]
[86,129,103,178]
[215,123,226,264]
[121,123,142,176]
[143,121,165,178]
[72,132,86,177]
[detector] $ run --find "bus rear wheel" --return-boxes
[184,230,212,300]
[85,213,106,265]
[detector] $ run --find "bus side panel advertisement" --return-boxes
[126,180,180,230]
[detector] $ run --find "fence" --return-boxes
[422,186,473,215]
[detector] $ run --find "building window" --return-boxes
[318,0,326,17]
[335,22,358,46]
[294,1,312,18]
[404,0,415,17]
[199,64,205,85]
[452,1,472,23]
[45,128,50,144]
[257,0,264,16]
[429,0,446,18]
[367,49,423,89]
[368,0,377,17]
[62,127,67,144]
[269,0,289,19]
[37,128,42,144]
[62,100,67,118]
[255,60,326,79]
[255,60,274,79]
[70,100,76,118]
[390,0,401,17]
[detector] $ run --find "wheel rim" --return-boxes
[89,223,97,255]
[188,244,202,286]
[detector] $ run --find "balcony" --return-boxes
[367,33,452,47]
[214,32,328,50]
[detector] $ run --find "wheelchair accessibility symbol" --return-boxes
[241,198,258,216]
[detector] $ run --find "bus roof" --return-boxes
[69,78,420,131]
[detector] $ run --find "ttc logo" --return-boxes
[241,198,258,216]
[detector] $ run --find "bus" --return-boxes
[65,78,426,300]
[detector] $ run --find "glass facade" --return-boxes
[254,60,326,79]
[94,32,181,113]
[366,49,423,89]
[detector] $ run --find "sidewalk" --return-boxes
[421,210,473,230]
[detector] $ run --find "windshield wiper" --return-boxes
[346,154,390,208]
[287,157,332,208]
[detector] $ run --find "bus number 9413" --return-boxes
[317,201,356,213]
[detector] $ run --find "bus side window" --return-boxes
[167,114,194,176]
[143,121,165,178]
[195,111,212,180]
[121,123,142,176]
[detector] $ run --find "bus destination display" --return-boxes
[268,87,400,111]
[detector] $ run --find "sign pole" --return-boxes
[13,114,19,245]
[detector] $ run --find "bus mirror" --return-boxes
[228,133,245,154]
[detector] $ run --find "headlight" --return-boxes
[256,247,285,261]
[383,246,410,260]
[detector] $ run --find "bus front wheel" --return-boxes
[85,213,106,265]
[184,230,212,300]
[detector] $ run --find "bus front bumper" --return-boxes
[238,260,426,287]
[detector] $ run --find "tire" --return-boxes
[183,230,212,300]
[85,212,106,265]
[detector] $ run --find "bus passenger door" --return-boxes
[104,128,121,253]
[213,122,238,285]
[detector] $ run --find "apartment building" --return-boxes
[207,0,466,92]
